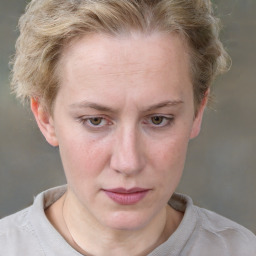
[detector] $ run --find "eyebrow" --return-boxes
[144,100,184,112]
[69,101,116,112]
[69,100,184,112]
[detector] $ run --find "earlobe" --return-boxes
[190,91,209,139]
[30,98,59,147]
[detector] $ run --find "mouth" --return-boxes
[102,187,150,205]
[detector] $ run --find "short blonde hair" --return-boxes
[11,0,229,113]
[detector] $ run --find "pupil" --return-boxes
[152,116,163,125]
[91,118,101,125]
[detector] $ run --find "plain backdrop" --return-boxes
[0,0,255,234]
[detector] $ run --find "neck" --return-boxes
[47,189,183,256]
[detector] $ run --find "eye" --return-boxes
[145,115,174,127]
[78,116,111,129]
[88,117,104,126]
[151,116,164,125]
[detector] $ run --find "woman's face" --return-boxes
[36,32,205,230]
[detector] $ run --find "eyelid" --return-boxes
[78,115,113,128]
[144,114,174,127]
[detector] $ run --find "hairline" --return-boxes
[50,30,193,116]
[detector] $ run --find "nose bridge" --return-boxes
[110,123,144,175]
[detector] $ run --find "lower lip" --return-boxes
[103,190,149,205]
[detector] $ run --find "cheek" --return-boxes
[57,131,111,183]
[148,134,190,189]
[152,134,189,168]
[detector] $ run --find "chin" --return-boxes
[102,210,152,231]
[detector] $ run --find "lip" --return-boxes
[102,187,150,205]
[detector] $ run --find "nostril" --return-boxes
[110,146,144,175]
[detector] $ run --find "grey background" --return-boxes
[0,0,255,234]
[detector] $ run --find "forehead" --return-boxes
[56,32,193,107]
[59,32,189,75]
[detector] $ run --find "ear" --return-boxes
[190,91,209,139]
[30,98,59,146]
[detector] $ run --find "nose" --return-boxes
[110,126,145,176]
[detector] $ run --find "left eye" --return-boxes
[151,116,165,125]
[147,115,173,127]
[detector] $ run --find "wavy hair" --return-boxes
[11,0,230,113]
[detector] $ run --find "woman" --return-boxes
[1,0,255,255]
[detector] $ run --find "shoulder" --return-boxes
[194,205,256,255]
[0,186,67,256]
[169,193,256,256]
[0,207,44,255]
[0,207,32,240]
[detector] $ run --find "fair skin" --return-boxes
[31,32,207,256]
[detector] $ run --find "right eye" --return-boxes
[88,117,104,126]
[78,116,112,129]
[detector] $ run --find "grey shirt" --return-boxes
[0,186,256,256]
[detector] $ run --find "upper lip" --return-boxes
[103,187,150,194]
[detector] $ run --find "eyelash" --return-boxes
[78,116,112,129]
[145,115,174,128]
[78,115,174,130]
